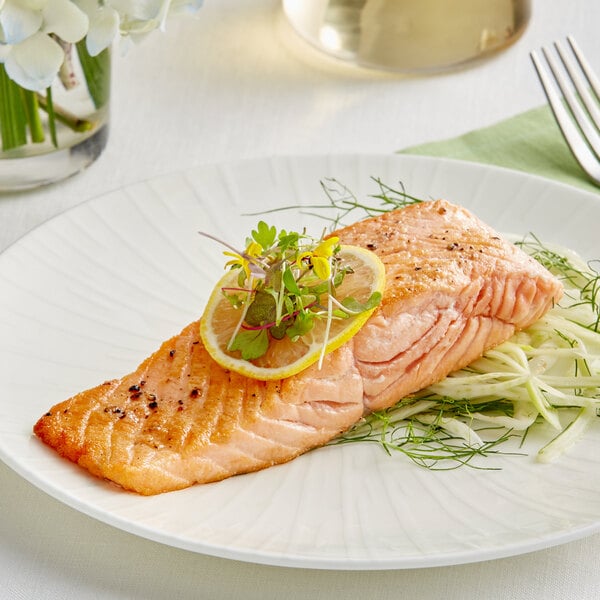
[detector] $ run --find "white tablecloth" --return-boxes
[1,1,599,598]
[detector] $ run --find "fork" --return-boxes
[530,36,600,186]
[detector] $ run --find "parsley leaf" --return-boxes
[252,221,277,249]
[286,311,314,342]
[229,329,269,360]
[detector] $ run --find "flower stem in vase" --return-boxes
[44,88,58,148]
[76,41,111,110]
[36,91,94,134]
[0,65,28,152]
[21,89,45,144]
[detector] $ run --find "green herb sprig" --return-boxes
[244,177,423,230]
[333,401,524,471]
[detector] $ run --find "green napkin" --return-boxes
[400,105,599,195]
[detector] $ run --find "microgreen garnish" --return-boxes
[199,222,382,362]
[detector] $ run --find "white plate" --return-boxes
[1,154,600,570]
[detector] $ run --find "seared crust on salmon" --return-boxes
[34,200,563,494]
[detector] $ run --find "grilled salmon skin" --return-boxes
[34,200,563,495]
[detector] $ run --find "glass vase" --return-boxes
[0,42,111,192]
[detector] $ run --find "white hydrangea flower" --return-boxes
[0,0,45,45]
[42,0,88,42]
[0,0,88,90]
[3,30,64,90]
[170,0,204,15]
[74,0,119,56]
[0,0,203,90]
[99,0,203,51]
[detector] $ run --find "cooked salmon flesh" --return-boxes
[34,200,563,495]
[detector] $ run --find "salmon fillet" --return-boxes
[34,200,563,495]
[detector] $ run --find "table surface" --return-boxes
[2,1,600,598]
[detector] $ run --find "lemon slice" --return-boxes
[200,245,386,380]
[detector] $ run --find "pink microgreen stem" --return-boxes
[198,230,245,256]
[221,286,256,295]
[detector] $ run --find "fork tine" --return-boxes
[541,45,600,159]
[530,45,600,186]
[556,39,600,131]
[567,36,600,103]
